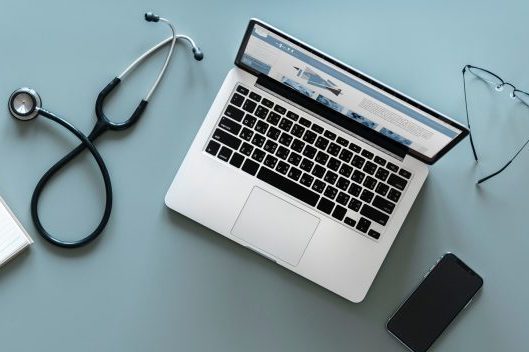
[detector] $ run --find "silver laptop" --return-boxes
[165,19,468,303]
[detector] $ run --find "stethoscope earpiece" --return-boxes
[8,87,41,121]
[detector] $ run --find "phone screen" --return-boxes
[387,253,483,352]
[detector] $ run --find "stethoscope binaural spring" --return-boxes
[7,13,203,249]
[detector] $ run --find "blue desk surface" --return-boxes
[1,1,528,351]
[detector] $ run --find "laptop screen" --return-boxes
[235,20,467,164]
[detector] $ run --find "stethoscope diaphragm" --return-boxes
[8,87,41,121]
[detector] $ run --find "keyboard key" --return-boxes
[242,99,257,114]
[312,179,326,193]
[363,176,377,190]
[373,195,395,214]
[356,217,371,233]
[242,159,259,175]
[205,140,221,155]
[336,136,349,147]
[240,127,254,141]
[278,118,293,132]
[336,192,350,206]
[368,229,380,240]
[299,117,311,127]
[348,142,361,153]
[266,127,281,140]
[327,157,341,171]
[286,111,299,121]
[219,116,242,135]
[288,167,302,181]
[300,173,314,188]
[324,130,336,140]
[261,98,274,108]
[387,188,402,202]
[276,146,290,160]
[360,204,389,226]
[236,85,249,95]
[332,205,347,221]
[311,123,324,134]
[242,114,257,128]
[239,142,253,156]
[230,93,244,107]
[303,130,317,144]
[363,161,377,175]
[213,128,242,150]
[276,160,290,175]
[291,139,305,153]
[375,168,390,182]
[338,149,353,163]
[264,154,278,168]
[375,183,389,196]
[399,168,412,179]
[312,164,326,178]
[303,145,317,159]
[315,136,330,150]
[274,104,286,114]
[348,183,362,197]
[324,170,338,185]
[344,217,356,227]
[338,164,353,178]
[300,158,314,172]
[267,112,281,125]
[257,167,320,207]
[351,155,365,169]
[387,162,399,172]
[291,124,305,138]
[230,152,244,168]
[374,156,386,166]
[351,170,365,184]
[255,120,269,134]
[224,105,245,121]
[251,149,265,162]
[317,198,334,214]
[255,105,269,119]
[249,92,261,102]
[263,140,278,154]
[360,189,374,203]
[387,173,407,191]
[348,198,362,212]
[315,151,329,165]
[327,142,341,156]
[251,134,265,147]
[279,133,293,147]
[336,177,350,191]
[324,185,338,199]
[361,149,374,159]
[287,152,302,166]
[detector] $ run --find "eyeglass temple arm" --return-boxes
[462,68,479,161]
[477,137,529,184]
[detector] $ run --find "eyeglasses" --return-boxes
[462,64,529,184]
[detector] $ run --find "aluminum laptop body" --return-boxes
[165,19,468,303]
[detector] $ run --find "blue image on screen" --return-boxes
[241,54,271,75]
[380,127,413,146]
[281,77,315,97]
[346,110,378,129]
[316,95,344,113]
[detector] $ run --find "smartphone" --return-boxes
[386,253,483,352]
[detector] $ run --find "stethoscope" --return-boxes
[7,13,203,249]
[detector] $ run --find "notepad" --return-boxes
[0,196,32,267]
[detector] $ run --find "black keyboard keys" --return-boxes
[327,157,341,171]
[242,99,257,114]
[399,168,412,179]
[336,136,348,147]
[242,114,257,128]
[303,130,317,144]
[255,105,269,119]
[315,136,329,150]
[300,158,314,172]
[312,164,326,178]
[266,126,281,140]
[230,153,244,168]
[242,159,259,175]
[387,162,399,172]
[236,85,249,95]
[219,116,242,135]
[286,111,299,121]
[312,179,326,193]
[338,149,353,163]
[288,167,302,181]
[205,140,220,156]
[213,128,242,150]
[230,93,244,107]
[225,105,244,122]
[351,155,365,169]
[257,167,319,207]
[356,217,371,233]
[344,217,356,227]
[324,170,338,185]
[332,205,347,221]
[249,92,261,102]
[274,104,286,114]
[317,198,334,214]
[368,229,380,240]
[363,176,377,190]
[361,149,374,159]
[374,156,386,166]
[276,161,290,175]
[278,118,293,132]
[279,133,293,147]
[299,117,311,127]
[300,173,314,188]
[336,177,350,191]
[348,198,362,212]
[363,161,377,175]
[315,151,329,165]
[263,140,278,154]
[251,134,265,148]
[287,152,302,166]
[387,173,407,191]
[291,124,305,138]
[255,120,268,134]
[261,98,273,108]
[375,168,389,182]
[324,130,336,140]
[375,183,389,196]
[360,189,374,203]
[264,154,278,168]
[336,192,350,206]
[360,204,389,226]
[267,111,281,125]
[351,170,365,184]
[276,146,290,160]
[327,142,341,156]
[251,149,265,162]
[291,139,305,153]
[338,164,353,178]
[387,188,402,202]
[372,196,395,214]
[303,145,317,159]
[348,183,362,197]
[239,142,253,156]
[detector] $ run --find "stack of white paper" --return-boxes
[0,197,32,267]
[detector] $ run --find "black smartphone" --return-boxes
[386,253,483,352]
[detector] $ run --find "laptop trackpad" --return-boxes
[231,187,320,266]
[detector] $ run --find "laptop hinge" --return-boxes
[255,74,408,160]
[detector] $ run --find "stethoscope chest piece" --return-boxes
[9,87,41,121]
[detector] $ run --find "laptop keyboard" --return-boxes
[204,84,413,241]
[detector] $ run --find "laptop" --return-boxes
[165,19,468,303]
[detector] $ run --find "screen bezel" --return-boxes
[386,253,483,352]
[234,19,469,164]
